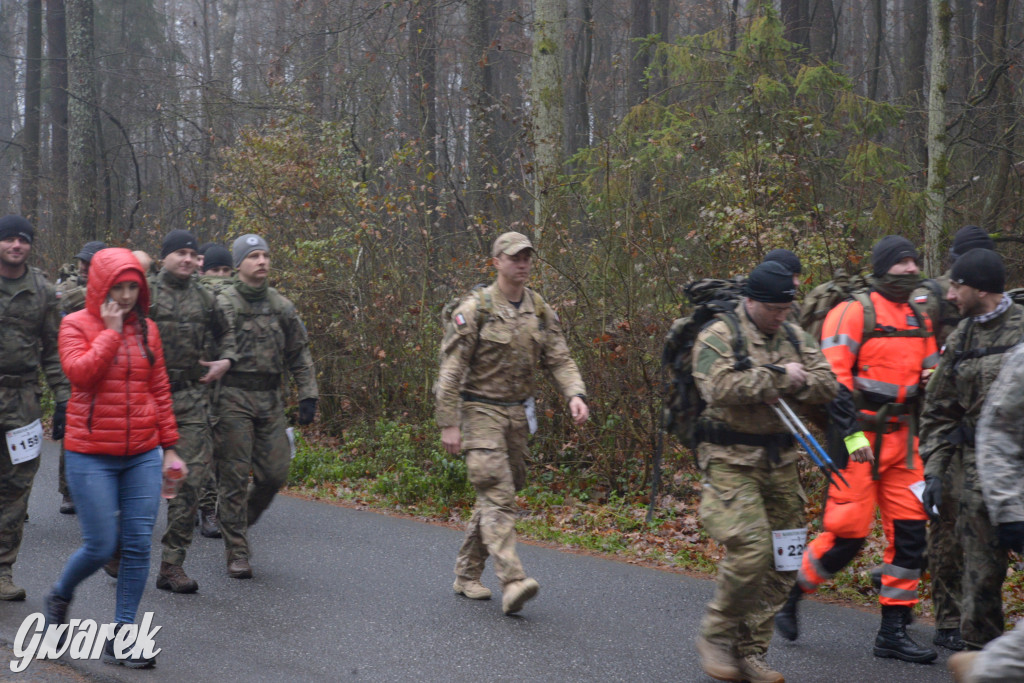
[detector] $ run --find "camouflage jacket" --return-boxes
[217,282,318,401]
[55,271,87,315]
[148,268,238,385]
[434,282,586,428]
[693,300,838,467]
[0,267,70,427]
[923,301,1024,493]
[975,342,1024,524]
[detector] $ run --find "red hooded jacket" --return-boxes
[59,248,179,455]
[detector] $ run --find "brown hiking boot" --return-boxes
[198,508,222,538]
[227,558,253,579]
[501,578,539,615]
[156,561,199,593]
[738,653,785,683]
[948,651,980,682]
[695,636,742,682]
[0,575,26,601]
[453,578,492,600]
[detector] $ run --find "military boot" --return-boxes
[453,578,492,600]
[934,626,966,651]
[59,495,76,514]
[873,605,937,663]
[694,635,742,682]
[197,508,221,538]
[501,578,539,615]
[0,575,26,601]
[774,583,802,641]
[156,562,199,593]
[227,558,253,579]
[738,653,785,683]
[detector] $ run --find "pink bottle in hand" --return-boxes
[161,461,185,499]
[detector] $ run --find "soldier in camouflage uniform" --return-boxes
[52,240,106,514]
[921,249,1024,650]
[0,215,71,600]
[916,225,996,652]
[693,261,838,683]
[436,232,588,616]
[213,234,317,579]
[149,230,238,592]
[194,243,234,538]
[947,336,1024,678]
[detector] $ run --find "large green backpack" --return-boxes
[661,277,800,448]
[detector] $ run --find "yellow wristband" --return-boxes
[844,431,871,455]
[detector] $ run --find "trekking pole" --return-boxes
[777,398,850,488]
[770,403,841,490]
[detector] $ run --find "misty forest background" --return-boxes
[4,0,1024,596]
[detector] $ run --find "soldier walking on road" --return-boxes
[53,240,106,515]
[692,261,837,683]
[150,230,238,592]
[436,232,589,616]
[213,234,318,579]
[921,249,1024,650]
[948,341,1024,679]
[0,215,71,600]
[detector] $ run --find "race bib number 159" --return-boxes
[6,419,43,465]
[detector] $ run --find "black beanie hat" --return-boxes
[951,248,1005,294]
[0,215,35,244]
[950,225,995,260]
[763,248,802,275]
[198,242,216,256]
[160,229,199,259]
[871,235,919,278]
[744,261,797,303]
[75,241,107,263]
[201,245,232,273]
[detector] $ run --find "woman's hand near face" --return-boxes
[100,300,124,332]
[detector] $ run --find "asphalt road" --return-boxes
[0,441,957,682]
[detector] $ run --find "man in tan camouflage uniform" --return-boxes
[693,260,838,683]
[0,215,70,600]
[948,340,1024,678]
[52,240,106,514]
[921,248,1024,650]
[214,234,317,579]
[150,230,238,592]
[436,232,588,616]
[915,225,996,651]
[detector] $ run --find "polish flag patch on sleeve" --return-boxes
[454,313,467,328]
[914,294,928,304]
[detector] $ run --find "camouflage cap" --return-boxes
[492,231,534,258]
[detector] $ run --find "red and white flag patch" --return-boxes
[454,313,467,328]
[914,295,928,304]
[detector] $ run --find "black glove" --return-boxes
[921,474,942,521]
[52,402,67,441]
[997,522,1024,553]
[298,398,318,426]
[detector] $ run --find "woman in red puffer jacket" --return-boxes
[45,247,185,669]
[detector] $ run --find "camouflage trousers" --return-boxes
[699,458,805,657]
[454,403,529,586]
[927,454,963,630]
[968,621,1024,683]
[957,486,1008,649]
[159,388,214,566]
[0,442,40,575]
[213,387,291,562]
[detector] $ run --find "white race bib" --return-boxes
[6,419,43,465]
[771,528,808,572]
[524,397,538,435]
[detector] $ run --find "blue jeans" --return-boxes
[55,448,162,624]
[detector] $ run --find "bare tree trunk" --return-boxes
[66,0,99,242]
[902,0,927,162]
[868,0,884,100]
[981,0,1011,229]
[21,0,42,220]
[627,0,650,106]
[808,0,835,61]
[466,0,491,219]
[47,0,69,233]
[565,0,592,159]
[531,0,567,244]
[0,0,15,208]
[212,0,239,143]
[780,0,810,50]
[409,0,437,157]
[925,0,952,273]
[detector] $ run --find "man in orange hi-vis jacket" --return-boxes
[775,235,939,664]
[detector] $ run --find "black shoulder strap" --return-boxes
[719,309,751,371]
[782,322,801,355]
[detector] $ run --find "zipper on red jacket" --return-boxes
[124,324,131,455]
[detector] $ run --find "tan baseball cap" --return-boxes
[492,231,535,257]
